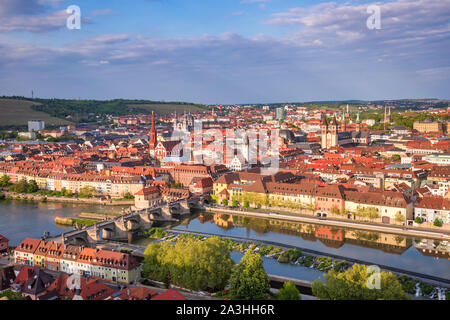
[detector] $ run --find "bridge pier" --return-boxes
[57,201,194,245]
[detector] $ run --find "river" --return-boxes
[170,212,450,281]
[0,200,125,245]
[0,201,449,282]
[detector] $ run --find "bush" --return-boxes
[276,281,301,300]
[433,218,442,227]
[419,282,434,296]
[414,216,422,224]
[278,249,302,263]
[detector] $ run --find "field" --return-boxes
[0,98,71,128]
[126,103,207,115]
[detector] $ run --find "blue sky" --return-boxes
[0,0,449,104]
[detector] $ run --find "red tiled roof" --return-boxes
[152,288,186,300]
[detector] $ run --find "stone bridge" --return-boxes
[52,197,205,245]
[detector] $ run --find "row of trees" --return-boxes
[0,175,96,198]
[227,192,406,224]
[143,236,409,300]
[8,179,38,193]
[143,236,302,300]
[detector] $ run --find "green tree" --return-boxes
[232,199,238,206]
[433,218,442,227]
[414,216,422,224]
[222,199,228,206]
[228,251,270,300]
[312,264,409,300]
[26,180,39,193]
[0,174,10,187]
[395,211,405,223]
[276,281,302,300]
[391,154,401,162]
[143,237,234,291]
[79,186,95,198]
[0,289,25,300]
[123,192,134,200]
[10,179,28,193]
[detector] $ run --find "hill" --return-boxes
[0,98,71,128]
[126,103,206,115]
[28,98,207,122]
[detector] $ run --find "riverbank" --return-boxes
[130,229,449,299]
[1,191,134,206]
[204,207,450,241]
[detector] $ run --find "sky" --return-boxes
[0,0,449,104]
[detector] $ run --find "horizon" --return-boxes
[0,0,449,104]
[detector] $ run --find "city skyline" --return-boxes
[0,0,449,104]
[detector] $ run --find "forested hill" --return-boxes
[0,96,208,124]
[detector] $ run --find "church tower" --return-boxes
[356,111,361,132]
[330,116,338,147]
[321,115,328,149]
[342,111,346,131]
[149,111,157,157]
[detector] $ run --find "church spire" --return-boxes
[149,111,157,155]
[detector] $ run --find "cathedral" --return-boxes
[320,113,370,149]
[172,112,194,133]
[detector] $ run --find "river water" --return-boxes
[0,200,125,245]
[0,201,449,282]
[171,212,450,281]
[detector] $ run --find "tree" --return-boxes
[433,218,442,227]
[355,206,379,221]
[222,199,228,206]
[414,216,422,224]
[312,264,409,300]
[232,199,238,207]
[0,174,10,187]
[391,154,401,162]
[26,180,38,193]
[276,281,302,300]
[395,211,405,223]
[228,251,270,300]
[79,186,95,198]
[143,237,234,291]
[243,200,249,208]
[10,179,28,193]
[123,192,134,200]
[0,289,25,300]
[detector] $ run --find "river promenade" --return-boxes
[204,206,450,241]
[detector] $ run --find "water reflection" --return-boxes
[204,213,413,254]
[172,212,450,280]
